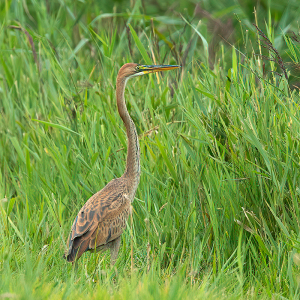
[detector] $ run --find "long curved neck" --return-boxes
[116,76,141,193]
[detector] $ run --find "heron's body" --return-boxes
[65,63,179,264]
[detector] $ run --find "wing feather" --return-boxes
[65,178,130,262]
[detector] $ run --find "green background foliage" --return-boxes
[1,0,300,298]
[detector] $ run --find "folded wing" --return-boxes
[65,178,130,262]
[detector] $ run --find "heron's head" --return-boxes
[118,63,180,80]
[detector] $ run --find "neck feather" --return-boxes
[116,76,141,193]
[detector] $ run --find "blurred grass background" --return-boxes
[1,0,300,298]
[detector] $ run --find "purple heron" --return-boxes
[64,63,180,265]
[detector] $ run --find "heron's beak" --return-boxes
[138,64,181,74]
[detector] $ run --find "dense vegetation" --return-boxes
[1,0,300,298]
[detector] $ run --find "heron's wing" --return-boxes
[89,200,131,248]
[65,179,129,262]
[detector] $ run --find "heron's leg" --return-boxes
[110,236,121,265]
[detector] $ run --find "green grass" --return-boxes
[1,0,300,299]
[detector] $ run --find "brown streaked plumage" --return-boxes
[64,63,180,265]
